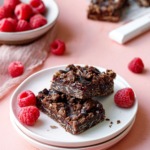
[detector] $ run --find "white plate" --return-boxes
[10,112,135,150]
[0,0,59,44]
[10,65,138,147]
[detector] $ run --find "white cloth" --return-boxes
[0,26,56,99]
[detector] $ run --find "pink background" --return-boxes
[1,0,150,149]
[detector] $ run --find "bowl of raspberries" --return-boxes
[0,0,59,44]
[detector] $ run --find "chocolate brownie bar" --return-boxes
[87,0,128,22]
[136,0,150,7]
[51,64,116,99]
[36,88,105,135]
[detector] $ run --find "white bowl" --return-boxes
[0,0,59,45]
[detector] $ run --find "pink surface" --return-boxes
[1,0,150,149]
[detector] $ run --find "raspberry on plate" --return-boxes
[128,57,144,73]
[0,18,16,32]
[17,90,36,107]
[50,39,66,55]
[8,61,24,77]
[114,88,135,108]
[30,14,47,29]
[16,20,31,32]
[15,3,33,20]
[18,106,40,126]
[29,0,46,14]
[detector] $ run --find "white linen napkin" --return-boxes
[0,26,56,99]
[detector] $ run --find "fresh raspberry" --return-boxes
[17,90,36,107]
[0,5,13,19]
[0,6,7,19]
[18,106,40,126]
[15,3,33,20]
[128,57,144,73]
[16,20,31,32]
[29,0,46,14]
[50,40,66,55]
[4,0,20,9]
[29,14,47,29]
[0,18,16,32]
[8,61,24,77]
[114,88,135,108]
[7,18,17,27]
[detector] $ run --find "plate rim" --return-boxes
[10,111,136,150]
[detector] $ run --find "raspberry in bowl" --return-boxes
[0,0,59,45]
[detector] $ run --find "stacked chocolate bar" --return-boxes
[137,0,150,7]
[36,64,116,134]
[87,0,128,22]
[87,0,150,22]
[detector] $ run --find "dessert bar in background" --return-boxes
[87,0,128,22]
[87,0,150,22]
[36,88,105,135]
[51,64,116,99]
[136,0,150,7]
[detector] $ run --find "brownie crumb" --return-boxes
[109,121,113,128]
[117,120,121,124]
[50,125,58,129]
[105,118,110,121]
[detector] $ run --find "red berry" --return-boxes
[8,61,24,77]
[128,57,144,73]
[15,3,33,20]
[4,0,20,9]
[7,18,17,27]
[50,40,66,55]
[30,14,47,29]
[114,88,135,108]
[18,106,40,126]
[17,90,36,107]
[0,6,8,19]
[0,18,16,32]
[30,0,46,14]
[16,20,31,32]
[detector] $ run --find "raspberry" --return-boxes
[0,18,16,32]
[114,88,135,108]
[0,5,14,19]
[0,6,7,19]
[15,3,33,20]
[17,90,36,107]
[128,57,144,73]
[7,18,17,27]
[50,40,66,55]
[8,61,24,77]
[30,14,47,29]
[4,0,20,9]
[29,0,46,14]
[16,20,31,32]
[18,106,40,126]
